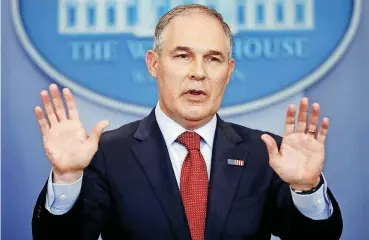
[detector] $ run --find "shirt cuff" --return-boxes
[290,174,333,220]
[45,169,83,215]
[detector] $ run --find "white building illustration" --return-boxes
[58,0,315,35]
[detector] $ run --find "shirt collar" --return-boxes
[155,102,217,149]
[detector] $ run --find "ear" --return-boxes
[226,58,235,85]
[145,50,158,78]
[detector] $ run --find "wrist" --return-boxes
[291,175,324,194]
[52,169,83,184]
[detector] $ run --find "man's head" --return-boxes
[146,4,235,130]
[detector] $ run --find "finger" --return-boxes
[40,90,58,126]
[317,117,329,144]
[89,120,110,146]
[284,104,296,136]
[34,106,50,135]
[63,88,79,120]
[297,97,309,133]
[49,84,67,121]
[306,103,320,138]
[261,134,279,158]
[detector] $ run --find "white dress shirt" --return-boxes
[154,101,216,186]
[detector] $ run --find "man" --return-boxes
[32,4,342,240]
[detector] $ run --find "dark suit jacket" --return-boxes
[32,110,343,240]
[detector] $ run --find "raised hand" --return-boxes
[261,98,329,190]
[34,84,109,183]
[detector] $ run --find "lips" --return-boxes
[183,89,207,102]
[185,89,206,96]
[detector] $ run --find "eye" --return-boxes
[208,56,220,62]
[175,54,189,59]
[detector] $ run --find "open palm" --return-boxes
[34,84,109,174]
[261,98,329,190]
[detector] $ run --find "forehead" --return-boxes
[162,13,229,53]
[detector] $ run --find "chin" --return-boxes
[179,105,211,121]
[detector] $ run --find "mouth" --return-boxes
[183,89,207,102]
[184,89,207,96]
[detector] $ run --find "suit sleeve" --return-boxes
[32,143,111,240]
[267,134,343,240]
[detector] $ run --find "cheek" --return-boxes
[211,81,227,100]
[157,66,186,96]
[207,68,229,95]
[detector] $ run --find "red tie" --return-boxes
[177,131,208,240]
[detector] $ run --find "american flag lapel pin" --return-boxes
[227,159,244,167]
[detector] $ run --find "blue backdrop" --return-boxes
[2,0,369,239]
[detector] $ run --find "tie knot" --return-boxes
[176,131,201,151]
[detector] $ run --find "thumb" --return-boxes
[261,134,279,158]
[89,120,110,144]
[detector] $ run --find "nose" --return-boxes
[189,59,206,81]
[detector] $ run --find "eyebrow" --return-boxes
[170,46,192,54]
[205,50,225,59]
[170,46,226,59]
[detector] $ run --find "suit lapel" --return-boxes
[131,110,190,240]
[205,117,249,240]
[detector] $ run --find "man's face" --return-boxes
[146,12,235,129]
